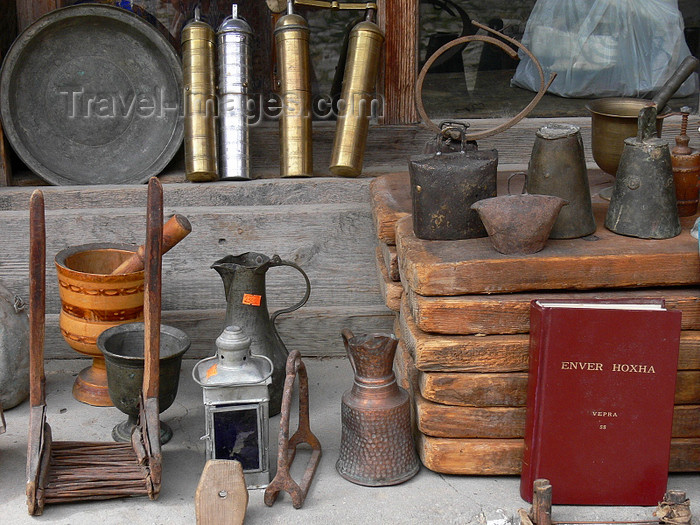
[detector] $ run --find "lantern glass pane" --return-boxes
[212,406,260,470]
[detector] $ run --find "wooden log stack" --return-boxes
[370,172,700,476]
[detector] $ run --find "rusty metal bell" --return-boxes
[526,124,596,239]
[337,329,419,486]
[605,136,681,239]
[410,123,497,240]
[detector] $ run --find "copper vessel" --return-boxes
[182,8,218,182]
[337,329,419,486]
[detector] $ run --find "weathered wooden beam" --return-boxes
[16,0,57,31]
[377,0,419,124]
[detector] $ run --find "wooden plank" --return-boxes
[420,372,528,407]
[368,169,614,246]
[417,436,700,475]
[377,0,419,125]
[43,306,395,359]
[369,173,411,245]
[396,208,700,296]
[380,243,400,282]
[416,394,526,439]
[0,177,372,211]
[418,436,523,475]
[16,0,56,31]
[407,286,700,335]
[416,397,700,439]
[420,369,700,406]
[375,247,401,312]
[0,203,383,312]
[400,299,529,372]
[401,297,700,372]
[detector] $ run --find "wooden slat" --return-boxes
[400,298,700,372]
[416,397,700,439]
[0,177,372,210]
[43,306,395,359]
[396,208,700,296]
[407,286,700,335]
[420,370,700,406]
[416,394,526,439]
[417,436,700,475]
[380,242,400,282]
[375,246,401,312]
[16,0,56,31]
[0,202,383,313]
[368,169,614,246]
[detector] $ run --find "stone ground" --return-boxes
[1,358,698,524]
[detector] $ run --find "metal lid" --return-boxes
[182,8,215,43]
[218,5,253,35]
[274,13,309,33]
[192,326,273,388]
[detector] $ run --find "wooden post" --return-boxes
[377,0,419,125]
[16,0,57,32]
[531,479,552,525]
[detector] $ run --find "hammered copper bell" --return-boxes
[337,329,419,486]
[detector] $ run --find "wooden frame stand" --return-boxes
[26,179,164,515]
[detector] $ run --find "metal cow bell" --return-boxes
[409,122,497,240]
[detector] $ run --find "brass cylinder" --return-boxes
[330,20,384,177]
[275,13,313,177]
[182,17,218,182]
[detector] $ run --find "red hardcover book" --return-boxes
[520,299,681,505]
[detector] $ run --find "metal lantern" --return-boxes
[217,5,253,180]
[192,325,273,489]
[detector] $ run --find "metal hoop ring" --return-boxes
[415,20,557,140]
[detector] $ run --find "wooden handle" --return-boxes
[110,214,191,275]
[29,190,46,408]
[143,177,163,400]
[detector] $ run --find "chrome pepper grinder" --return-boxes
[192,325,273,489]
[217,5,253,180]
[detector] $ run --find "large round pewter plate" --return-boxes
[0,5,183,185]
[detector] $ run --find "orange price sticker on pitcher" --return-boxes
[206,364,218,379]
[242,293,262,306]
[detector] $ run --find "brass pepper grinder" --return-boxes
[671,107,700,216]
[274,0,313,177]
[329,4,384,177]
[182,7,218,182]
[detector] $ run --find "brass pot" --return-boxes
[55,243,144,406]
[586,97,667,176]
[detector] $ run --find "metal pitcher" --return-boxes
[212,253,310,416]
[526,123,596,239]
[337,329,419,486]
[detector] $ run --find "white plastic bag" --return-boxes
[512,0,698,98]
